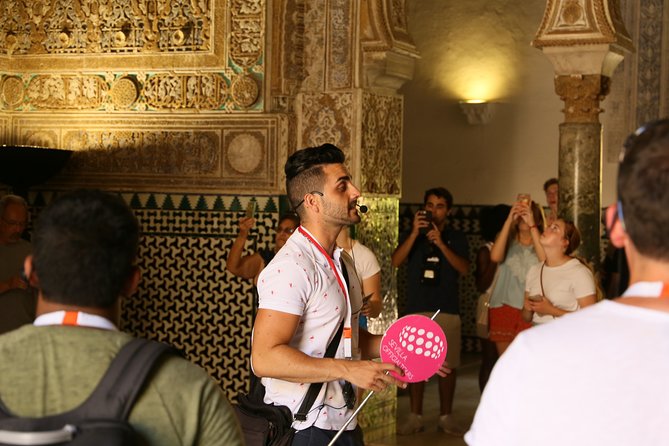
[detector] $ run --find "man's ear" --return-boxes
[23,255,39,287]
[304,193,321,213]
[606,204,627,248]
[121,266,141,298]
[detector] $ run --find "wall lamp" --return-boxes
[459,100,494,125]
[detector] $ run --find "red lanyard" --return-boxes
[661,284,669,298]
[298,226,349,301]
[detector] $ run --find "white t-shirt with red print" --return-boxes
[256,226,358,431]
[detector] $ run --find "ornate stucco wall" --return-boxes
[1,3,418,439]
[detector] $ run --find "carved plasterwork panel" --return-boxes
[327,0,354,90]
[635,0,665,124]
[297,91,355,153]
[0,0,266,110]
[9,114,288,193]
[533,0,633,49]
[270,0,306,97]
[361,0,416,53]
[301,0,327,91]
[361,92,401,195]
[0,71,262,112]
[0,0,212,55]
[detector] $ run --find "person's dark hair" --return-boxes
[423,187,453,209]
[618,119,669,260]
[543,178,558,192]
[285,144,346,216]
[480,204,511,243]
[32,189,139,308]
[530,201,544,233]
[278,212,300,227]
[562,220,581,255]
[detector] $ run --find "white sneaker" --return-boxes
[438,414,465,436]
[397,413,423,435]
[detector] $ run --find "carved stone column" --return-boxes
[533,0,633,266]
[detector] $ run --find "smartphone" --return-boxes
[528,295,543,302]
[419,210,433,235]
[517,193,531,205]
[245,200,257,218]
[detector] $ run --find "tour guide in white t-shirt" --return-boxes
[465,119,669,446]
[252,144,449,446]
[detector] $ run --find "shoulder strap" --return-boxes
[540,262,546,297]
[0,338,176,434]
[294,261,349,422]
[79,338,176,420]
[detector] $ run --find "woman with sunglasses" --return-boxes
[522,219,597,324]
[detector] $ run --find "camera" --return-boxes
[419,210,433,235]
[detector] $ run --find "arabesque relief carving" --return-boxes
[0,0,265,111]
[555,74,610,123]
[0,0,212,55]
[361,93,401,195]
[1,72,263,111]
[298,92,353,152]
[10,114,287,193]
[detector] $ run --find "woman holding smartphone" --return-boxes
[488,197,545,355]
[522,219,597,324]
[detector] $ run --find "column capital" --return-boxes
[555,74,610,123]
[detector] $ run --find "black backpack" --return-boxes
[0,338,175,445]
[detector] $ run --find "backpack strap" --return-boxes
[0,338,176,434]
[81,338,176,420]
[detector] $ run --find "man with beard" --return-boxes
[252,144,419,446]
[392,187,470,436]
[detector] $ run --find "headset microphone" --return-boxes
[356,204,368,214]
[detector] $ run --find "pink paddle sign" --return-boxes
[379,314,447,383]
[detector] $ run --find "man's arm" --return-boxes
[391,232,417,267]
[252,309,403,392]
[391,211,428,267]
[427,226,470,275]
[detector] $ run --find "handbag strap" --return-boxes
[540,262,546,296]
[294,261,350,422]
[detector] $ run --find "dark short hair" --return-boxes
[618,119,669,260]
[285,144,346,216]
[423,187,453,209]
[33,189,139,308]
[480,204,511,243]
[543,178,558,192]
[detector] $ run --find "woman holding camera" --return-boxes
[488,199,545,355]
[522,219,597,324]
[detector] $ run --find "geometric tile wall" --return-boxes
[28,189,281,402]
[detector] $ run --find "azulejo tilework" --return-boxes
[28,189,283,400]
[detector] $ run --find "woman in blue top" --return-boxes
[488,198,545,355]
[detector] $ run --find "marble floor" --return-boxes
[371,353,482,446]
